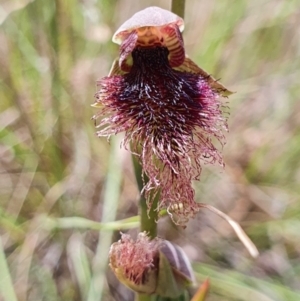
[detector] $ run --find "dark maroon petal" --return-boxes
[93,46,227,224]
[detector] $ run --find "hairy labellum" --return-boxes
[93,46,227,224]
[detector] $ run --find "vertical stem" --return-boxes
[171,0,186,19]
[132,154,158,239]
[132,155,157,301]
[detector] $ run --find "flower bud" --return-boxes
[109,232,159,294]
[109,232,195,297]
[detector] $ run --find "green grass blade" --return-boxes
[87,137,123,301]
[0,236,18,301]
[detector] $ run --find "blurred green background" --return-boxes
[1,0,300,300]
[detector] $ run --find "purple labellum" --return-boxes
[93,7,231,224]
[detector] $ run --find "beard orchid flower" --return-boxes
[92,7,232,224]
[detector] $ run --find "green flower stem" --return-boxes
[171,0,186,19]
[131,154,158,239]
[132,154,158,301]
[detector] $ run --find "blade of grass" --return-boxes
[6,154,38,222]
[0,236,18,301]
[198,203,259,258]
[15,216,51,301]
[44,215,139,231]
[191,279,210,301]
[194,263,300,301]
[87,137,123,301]
[67,234,92,300]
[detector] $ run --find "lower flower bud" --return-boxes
[109,232,195,297]
[109,232,159,294]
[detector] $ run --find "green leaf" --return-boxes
[155,251,186,298]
